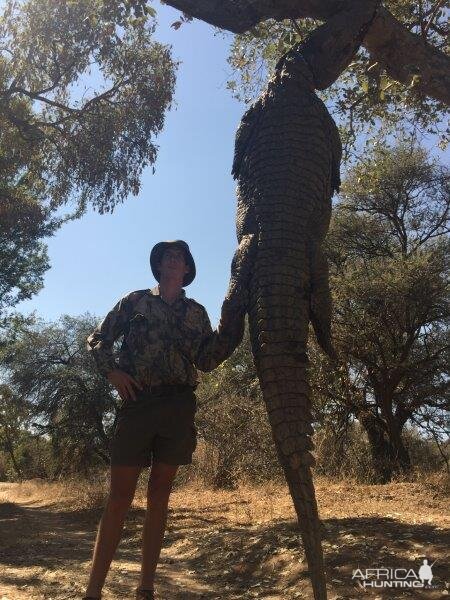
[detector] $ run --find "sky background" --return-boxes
[14,3,449,327]
[15,4,245,326]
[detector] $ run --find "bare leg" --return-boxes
[138,461,179,591]
[84,465,142,598]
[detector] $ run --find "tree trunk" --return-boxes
[358,410,411,483]
[2,436,23,480]
[0,418,23,480]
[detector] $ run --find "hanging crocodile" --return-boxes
[206,3,381,599]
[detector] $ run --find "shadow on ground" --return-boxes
[0,497,448,599]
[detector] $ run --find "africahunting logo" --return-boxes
[352,559,437,589]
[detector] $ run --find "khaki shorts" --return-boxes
[109,386,198,467]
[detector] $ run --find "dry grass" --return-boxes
[0,472,448,599]
[5,470,449,525]
[1,474,110,510]
[0,473,450,600]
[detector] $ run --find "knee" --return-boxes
[147,478,173,506]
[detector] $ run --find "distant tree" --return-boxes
[0,384,31,479]
[1,0,176,314]
[0,313,118,477]
[323,141,449,482]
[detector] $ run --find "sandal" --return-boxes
[135,587,155,600]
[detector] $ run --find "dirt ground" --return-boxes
[0,475,448,599]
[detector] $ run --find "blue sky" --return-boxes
[14,4,449,327]
[16,4,245,326]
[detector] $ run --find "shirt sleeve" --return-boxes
[194,304,245,372]
[86,294,131,377]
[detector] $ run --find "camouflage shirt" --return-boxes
[86,285,240,387]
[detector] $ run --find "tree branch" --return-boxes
[5,76,130,117]
[423,0,446,38]
[164,0,450,105]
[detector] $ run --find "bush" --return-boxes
[193,392,283,488]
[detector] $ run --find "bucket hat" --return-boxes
[150,240,196,287]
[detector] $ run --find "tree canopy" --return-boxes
[163,0,449,157]
[163,0,449,104]
[324,141,449,480]
[1,0,176,215]
[0,0,177,314]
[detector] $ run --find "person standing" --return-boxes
[82,240,245,600]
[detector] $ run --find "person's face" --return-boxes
[158,247,190,282]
